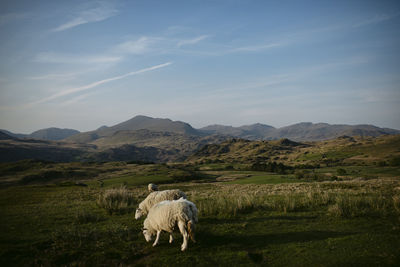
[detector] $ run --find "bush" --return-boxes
[336,168,347,176]
[250,161,292,174]
[377,161,387,167]
[294,170,307,179]
[389,156,400,167]
[97,186,136,214]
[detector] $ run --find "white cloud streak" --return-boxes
[27,62,172,107]
[114,37,158,54]
[59,92,93,106]
[177,35,209,47]
[352,13,399,28]
[52,1,118,32]
[228,42,283,53]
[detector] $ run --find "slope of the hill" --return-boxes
[66,115,201,143]
[188,135,400,167]
[199,122,399,141]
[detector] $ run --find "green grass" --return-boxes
[100,174,174,187]
[227,173,297,184]
[1,181,400,266]
[1,160,400,266]
[315,166,400,178]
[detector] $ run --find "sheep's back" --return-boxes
[139,189,186,214]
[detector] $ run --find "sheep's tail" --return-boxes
[187,220,196,243]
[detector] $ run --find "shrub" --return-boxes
[389,156,400,167]
[393,195,400,214]
[250,161,293,174]
[294,170,306,179]
[336,168,347,176]
[97,186,136,214]
[377,161,387,167]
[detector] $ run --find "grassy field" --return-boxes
[1,161,400,266]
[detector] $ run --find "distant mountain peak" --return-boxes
[200,121,399,141]
[66,115,200,143]
[30,128,80,141]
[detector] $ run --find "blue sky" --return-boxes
[0,0,399,133]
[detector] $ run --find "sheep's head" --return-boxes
[135,208,143,219]
[142,228,153,242]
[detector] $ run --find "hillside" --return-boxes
[199,123,275,139]
[273,122,399,141]
[0,139,94,162]
[66,115,200,143]
[0,129,27,139]
[30,128,80,141]
[0,130,226,163]
[199,122,399,141]
[0,138,171,163]
[0,128,80,141]
[1,116,399,163]
[91,129,225,157]
[0,131,15,140]
[188,134,400,167]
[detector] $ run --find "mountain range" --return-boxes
[1,128,80,141]
[0,115,399,163]
[200,122,400,141]
[2,115,399,142]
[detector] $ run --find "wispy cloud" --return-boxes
[177,35,209,47]
[113,34,210,56]
[52,1,118,32]
[228,42,283,53]
[352,13,399,28]
[34,52,121,64]
[59,92,93,106]
[26,62,172,106]
[114,36,159,54]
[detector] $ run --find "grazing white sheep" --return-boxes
[135,189,187,219]
[148,183,158,192]
[142,198,198,251]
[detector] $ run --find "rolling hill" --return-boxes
[188,134,400,167]
[30,128,80,141]
[1,115,399,163]
[199,122,399,141]
[66,115,201,143]
[0,128,80,141]
[199,123,275,140]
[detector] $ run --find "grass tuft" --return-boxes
[97,186,136,214]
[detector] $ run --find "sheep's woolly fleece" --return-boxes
[143,198,198,251]
[135,189,187,219]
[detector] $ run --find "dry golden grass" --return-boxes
[187,178,400,218]
[97,186,137,214]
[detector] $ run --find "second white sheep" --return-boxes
[135,189,187,219]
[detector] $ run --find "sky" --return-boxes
[0,0,399,133]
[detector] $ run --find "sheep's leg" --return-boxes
[153,231,161,247]
[178,221,189,251]
[169,233,174,243]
